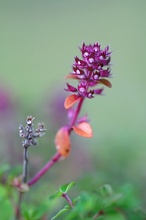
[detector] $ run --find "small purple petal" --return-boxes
[65,83,77,92]
[94,88,104,95]
[72,66,84,75]
[100,69,111,77]
[74,56,87,67]
[78,84,87,94]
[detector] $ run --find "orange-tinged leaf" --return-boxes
[98,79,112,88]
[55,127,71,157]
[65,74,79,79]
[64,94,81,109]
[73,122,93,138]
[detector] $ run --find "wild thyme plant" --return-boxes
[14,42,112,219]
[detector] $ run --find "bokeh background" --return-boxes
[0,0,146,206]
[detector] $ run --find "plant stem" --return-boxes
[15,192,23,220]
[16,147,28,219]
[23,147,28,183]
[62,193,74,208]
[28,152,61,187]
[69,98,84,131]
[93,210,104,219]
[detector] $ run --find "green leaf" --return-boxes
[101,184,113,197]
[103,193,123,208]
[51,205,70,220]
[23,208,34,220]
[69,192,98,217]
[23,214,30,220]
[22,201,50,220]
[72,196,80,205]
[49,191,62,200]
[30,204,49,219]
[59,182,75,193]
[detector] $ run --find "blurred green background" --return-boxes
[0,0,146,205]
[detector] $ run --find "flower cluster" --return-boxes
[19,116,46,147]
[65,42,112,99]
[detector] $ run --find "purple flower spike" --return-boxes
[65,42,112,99]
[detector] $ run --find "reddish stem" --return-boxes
[15,192,23,220]
[62,193,74,208]
[93,210,104,219]
[28,152,61,186]
[69,98,84,132]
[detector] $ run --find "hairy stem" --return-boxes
[62,193,74,207]
[23,147,28,183]
[28,152,61,186]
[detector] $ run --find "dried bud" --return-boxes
[26,116,34,125]
[19,116,46,148]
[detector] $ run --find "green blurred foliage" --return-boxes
[49,182,143,220]
[0,165,145,219]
